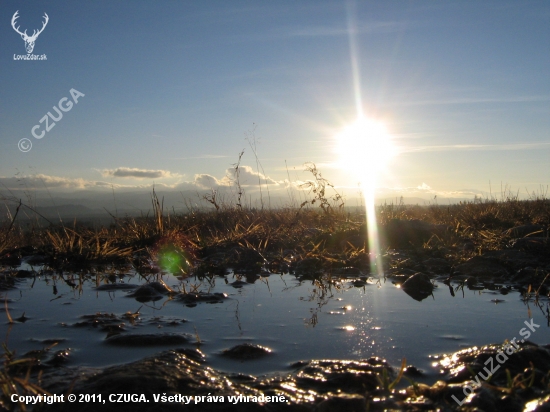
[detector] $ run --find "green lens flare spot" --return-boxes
[158,245,188,274]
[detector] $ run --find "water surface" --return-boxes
[3,262,549,383]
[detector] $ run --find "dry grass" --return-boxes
[0,175,548,273]
[0,343,49,411]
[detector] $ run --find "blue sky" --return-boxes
[1,0,549,205]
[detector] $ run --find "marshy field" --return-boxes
[1,190,550,411]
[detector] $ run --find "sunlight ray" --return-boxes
[342,2,397,278]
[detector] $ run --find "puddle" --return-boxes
[2,264,549,384]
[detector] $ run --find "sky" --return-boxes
[1,0,549,210]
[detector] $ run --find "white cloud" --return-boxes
[193,174,231,189]
[190,165,280,189]
[231,165,279,186]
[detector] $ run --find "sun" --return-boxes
[334,116,396,187]
[334,115,396,278]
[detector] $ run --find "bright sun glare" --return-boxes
[335,116,396,188]
[335,115,396,278]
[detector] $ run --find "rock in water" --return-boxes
[221,343,272,360]
[401,273,434,301]
[127,281,173,302]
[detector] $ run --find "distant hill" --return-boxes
[1,189,480,224]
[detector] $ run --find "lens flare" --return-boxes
[152,235,196,275]
[158,245,188,274]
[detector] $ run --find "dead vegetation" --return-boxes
[0,168,549,276]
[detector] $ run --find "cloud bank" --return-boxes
[100,167,178,179]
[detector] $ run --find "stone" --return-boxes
[127,281,174,302]
[401,273,434,301]
[230,280,249,288]
[74,312,120,328]
[221,343,272,360]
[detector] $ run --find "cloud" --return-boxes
[0,174,115,190]
[417,183,432,191]
[180,166,281,190]
[193,174,231,189]
[0,164,282,196]
[194,166,281,188]
[232,165,278,186]
[100,167,178,179]
[0,173,191,193]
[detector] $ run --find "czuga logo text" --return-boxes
[32,89,85,140]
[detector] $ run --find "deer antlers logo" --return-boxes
[11,11,49,54]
